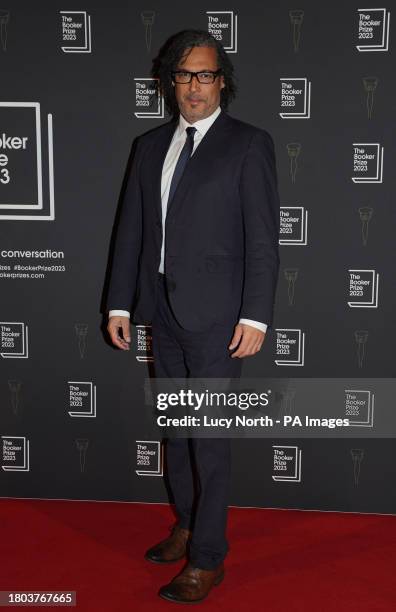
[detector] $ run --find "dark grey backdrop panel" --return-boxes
[1,1,395,513]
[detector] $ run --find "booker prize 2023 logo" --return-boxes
[279,78,311,119]
[135,441,163,476]
[275,329,305,366]
[67,382,97,417]
[133,78,164,119]
[1,436,30,472]
[60,10,92,53]
[135,325,153,362]
[206,11,237,53]
[272,446,302,482]
[345,390,374,427]
[356,8,391,52]
[279,206,308,245]
[347,269,379,308]
[0,102,55,220]
[352,143,384,183]
[0,322,29,358]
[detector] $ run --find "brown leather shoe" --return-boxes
[158,561,225,603]
[144,524,191,564]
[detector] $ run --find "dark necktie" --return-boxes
[167,126,196,205]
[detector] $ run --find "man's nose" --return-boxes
[188,75,201,91]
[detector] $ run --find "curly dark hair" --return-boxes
[151,29,237,119]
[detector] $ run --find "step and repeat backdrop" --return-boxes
[1,1,395,514]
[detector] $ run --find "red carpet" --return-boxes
[0,499,395,611]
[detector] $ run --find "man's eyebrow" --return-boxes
[175,68,216,71]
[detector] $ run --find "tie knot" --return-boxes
[186,126,197,139]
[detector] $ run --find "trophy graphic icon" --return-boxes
[75,438,89,473]
[350,448,364,485]
[362,77,378,119]
[289,10,304,53]
[141,10,155,52]
[287,143,301,183]
[277,388,296,421]
[284,268,298,305]
[354,330,368,368]
[143,377,155,407]
[75,324,88,358]
[8,379,22,416]
[0,9,9,52]
[358,206,373,246]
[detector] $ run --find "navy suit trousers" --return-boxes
[151,272,242,570]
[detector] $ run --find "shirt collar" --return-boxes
[177,105,221,138]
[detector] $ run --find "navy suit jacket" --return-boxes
[106,109,280,332]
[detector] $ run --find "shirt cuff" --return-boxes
[109,310,130,319]
[239,318,267,333]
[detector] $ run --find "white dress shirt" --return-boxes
[109,105,267,333]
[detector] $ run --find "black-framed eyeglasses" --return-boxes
[171,69,222,84]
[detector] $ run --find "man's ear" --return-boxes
[220,76,225,90]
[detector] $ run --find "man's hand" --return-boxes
[107,316,131,350]
[228,323,265,358]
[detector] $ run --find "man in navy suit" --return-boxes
[106,29,280,603]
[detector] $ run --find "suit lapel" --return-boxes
[148,110,232,222]
[149,119,177,222]
[166,109,231,216]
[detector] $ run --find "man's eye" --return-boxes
[199,73,210,78]
[178,72,189,77]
